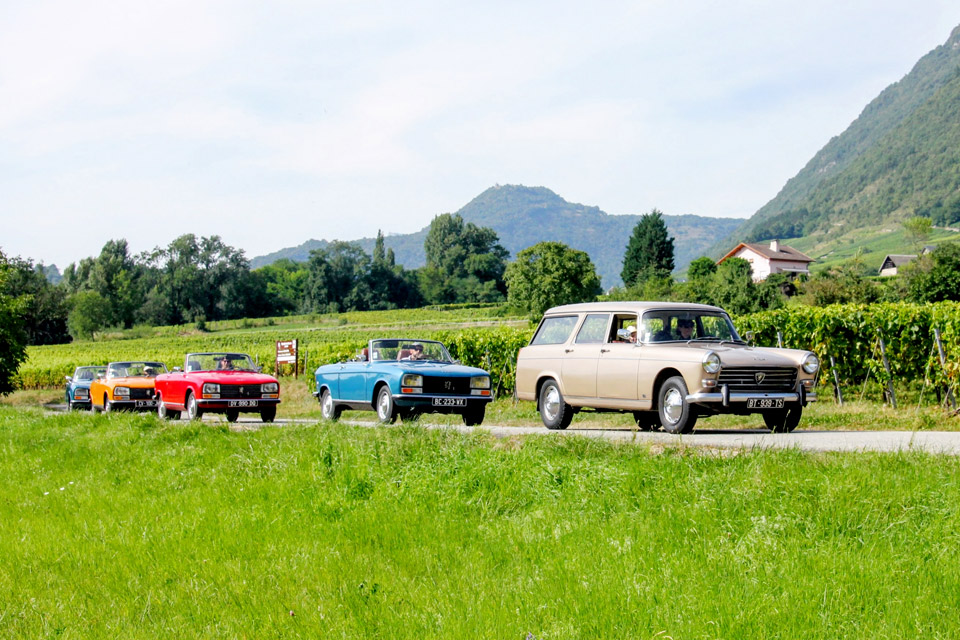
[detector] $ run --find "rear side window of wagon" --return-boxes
[531,315,579,346]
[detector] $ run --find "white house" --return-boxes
[718,240,814,281]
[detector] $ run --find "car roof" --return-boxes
[542,301,725,315]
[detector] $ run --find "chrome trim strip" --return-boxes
[686,391,813,403]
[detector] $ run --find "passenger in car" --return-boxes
[676,319,695,340]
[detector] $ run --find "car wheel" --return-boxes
[185,392,203,421]
[763,405,803,433]
[320,389,342,421]
[90,401,99,414]
[632,411,660,431]
[539,379,573,430]
[260,406,277,423]
[226,409,240,423]
[104,397,113,413]
[462,406,485,427]
[376,386,396,424]
[658,376,697,434]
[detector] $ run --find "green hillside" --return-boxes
[251,185,744,288]
[735,25,960,246]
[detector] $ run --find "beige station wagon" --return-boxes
[515,302,819,433]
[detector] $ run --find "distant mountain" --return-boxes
[727,25,960,249]
[250,185,744,288]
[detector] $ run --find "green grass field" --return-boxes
[1,407,959,638]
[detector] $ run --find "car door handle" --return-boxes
[564,349,574,353]
[600,348,611,353]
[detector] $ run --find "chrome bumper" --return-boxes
[686,388,817,406]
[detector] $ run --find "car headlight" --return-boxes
[401,374,423,387]
[114,387,130,397]
[470,376,491,389]
[74,388,89,399]
[262,382,279,393]
[802,353,820,374]
[702,352,721,374]
[203,383,220,394]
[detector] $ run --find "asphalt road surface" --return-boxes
[48,404,960,455]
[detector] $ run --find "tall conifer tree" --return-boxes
[621,209,675,287]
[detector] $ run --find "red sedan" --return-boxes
[154,352,281,422]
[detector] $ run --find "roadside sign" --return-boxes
[276,340,298,377]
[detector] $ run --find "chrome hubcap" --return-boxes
[543,386,561,422]
[663,388,684,424]
[322,393,333,418]
[377,392,390,420]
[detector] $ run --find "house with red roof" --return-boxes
[718,240,814,281]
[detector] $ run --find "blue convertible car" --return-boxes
[313,338,493,425]
[64,365,107,410]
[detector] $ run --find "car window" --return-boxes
[575,314,609,344]
[531,316,579,346]
[609,314,638,343]
[640,311,740,342]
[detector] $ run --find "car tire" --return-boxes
[260,406,277,423]
[226,409,240,423]
[104,398,113,413]
[763,405,802,433]
[157,394,180,420]
[376,386,396,424]
[658,376,697,434]
[462,406,485,427]
[633,411,660,431]
[185,392,203,421]
[539,379,573,430]
[90,401,99,414]
[320,389,342,421]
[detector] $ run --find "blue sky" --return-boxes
[3,1,960,269]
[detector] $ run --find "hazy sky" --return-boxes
[3,1,960,269]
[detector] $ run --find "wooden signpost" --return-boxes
[276,340,298,378]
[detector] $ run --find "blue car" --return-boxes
[64,366,107,411]
[313,338,493,425]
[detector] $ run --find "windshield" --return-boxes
[74,367,106,381]
[639,311,741,344]
[106,362,167,378]
[185,353,258,372]
[369,339,453,363]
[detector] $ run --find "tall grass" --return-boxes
[1,407,958,638]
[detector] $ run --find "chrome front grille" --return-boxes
[717,367,797,392]
[219,384,263,399]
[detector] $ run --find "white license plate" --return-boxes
[432,398,466,407]
[135,400,157,408]
[228,400,259,407]
[747,398,784,409]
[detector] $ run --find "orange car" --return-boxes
[89,361,168,413]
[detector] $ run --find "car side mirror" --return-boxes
[743,331,755,344]
[65,376,72,382]
[173,367,182,372]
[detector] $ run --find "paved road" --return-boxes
[47,404,960,455]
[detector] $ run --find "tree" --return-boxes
[621,209,675,287]
[1,256,70,345]
[0,251,29,393]
[711,257,757,315]
[905,242,960,302]
[903,216,933,250]
[421,214,509,304]
[67,291,114,340]
[505,242,602,318]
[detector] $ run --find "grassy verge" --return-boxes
[1,408,958,638]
